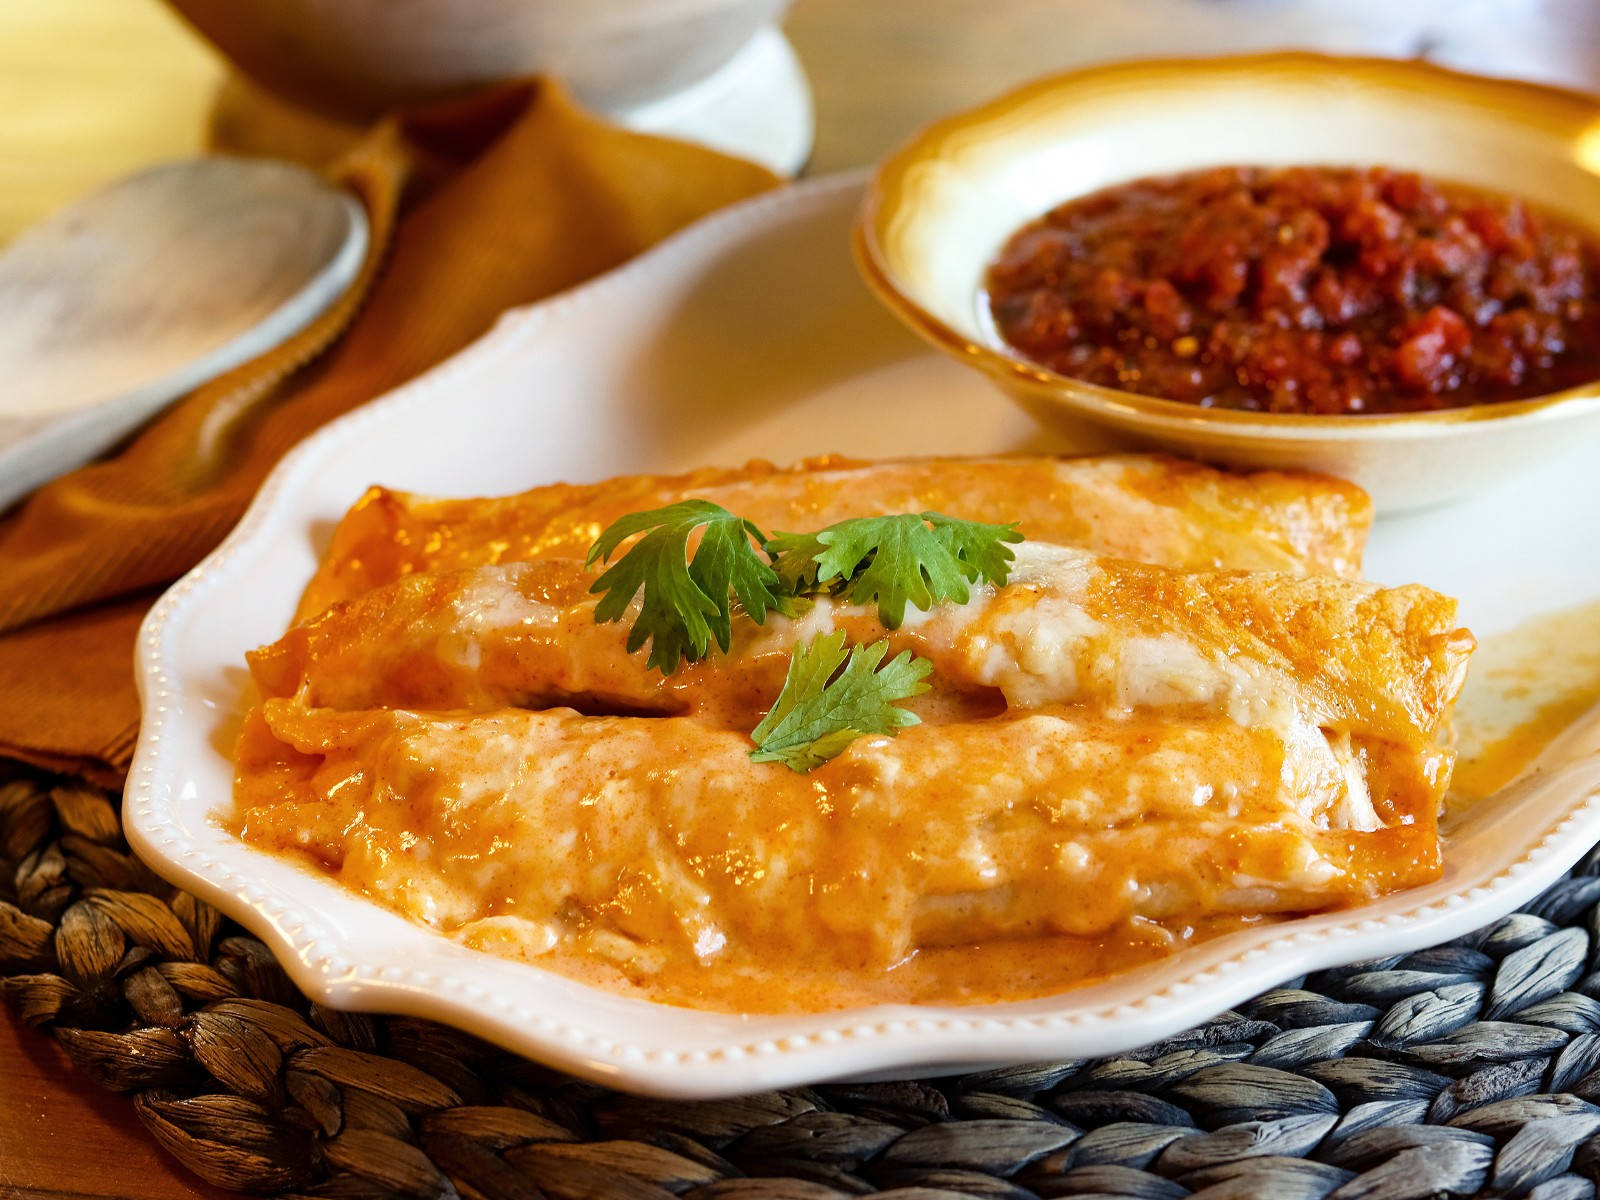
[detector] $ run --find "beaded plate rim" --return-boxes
[124,173,1600,1099]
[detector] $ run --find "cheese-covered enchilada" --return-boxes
[232,454,1468,1013]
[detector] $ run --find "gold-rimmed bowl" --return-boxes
[854,54,1600,511]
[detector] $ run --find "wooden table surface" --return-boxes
[3,2,1596,1196]
[0,1016,228,1200]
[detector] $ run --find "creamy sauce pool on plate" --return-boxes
[486,917,1266,1015]
[1448,597,1600,817]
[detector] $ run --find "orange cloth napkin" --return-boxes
[0,80,778,786]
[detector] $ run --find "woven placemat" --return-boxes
[6,767,1600,1200]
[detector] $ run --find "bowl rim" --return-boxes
[853,50,1600,434]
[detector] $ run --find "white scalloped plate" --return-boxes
[125,174,1600,1099]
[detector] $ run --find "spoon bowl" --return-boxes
[0,157,366,510]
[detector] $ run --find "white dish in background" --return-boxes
[613,26,813,177]
[164,0,812,177]
[0,158,366,511]
[126,175,1600,1099]
[164,0,794,123]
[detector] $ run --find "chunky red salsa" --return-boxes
[986,166,1600,414]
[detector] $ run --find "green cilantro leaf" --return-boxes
[926,512,1024,587]
[815,514,966,629]
[767,512,1022,629]
[749,631,932,772]
[762,529,830,595]
[586,500,786,674]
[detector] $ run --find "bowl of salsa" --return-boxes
[855,54,1600,510]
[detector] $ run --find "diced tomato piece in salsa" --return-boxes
[986,166,1600,414]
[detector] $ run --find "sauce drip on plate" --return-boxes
[1448,598,1600,817]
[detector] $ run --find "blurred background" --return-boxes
[4,0,1598,244]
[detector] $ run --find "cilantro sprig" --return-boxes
[766,513,1022,629]
[585,500,1021,766]
[748,631,932,772]
[585,500,786,674]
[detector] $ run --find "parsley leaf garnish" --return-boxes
[767,512,1022,628]
[749,631,932,772]
[586,500,786,675]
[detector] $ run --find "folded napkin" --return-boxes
[0,81,778,786]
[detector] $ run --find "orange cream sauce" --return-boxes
[297,453,1372,620]
[1447,598,1600,817]
[488,920,1269,1013]
[233,455,1461,1015]
[235,699,1442,1011]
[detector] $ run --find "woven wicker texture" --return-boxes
[7,770,1600,1200]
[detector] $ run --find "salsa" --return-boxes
[986,166,1600,414]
